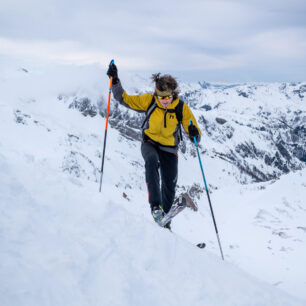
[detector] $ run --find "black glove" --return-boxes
[188,123,200,143]
[106,62,119,85]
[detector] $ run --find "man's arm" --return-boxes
[107,62,152,112]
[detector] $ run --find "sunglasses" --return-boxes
[157,95,173,100]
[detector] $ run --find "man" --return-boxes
[107,62,201,228]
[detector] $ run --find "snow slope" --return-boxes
[0,153,304,306]
[0,62,305,305]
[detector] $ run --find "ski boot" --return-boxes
[151,204,165,226]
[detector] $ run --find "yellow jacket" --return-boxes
[112,81,201,148]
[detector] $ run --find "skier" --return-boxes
[107,62,201,228]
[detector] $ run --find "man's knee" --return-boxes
[144,151,159,167]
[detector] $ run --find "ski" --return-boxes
[159,195,187,227]
[197,243,206,249]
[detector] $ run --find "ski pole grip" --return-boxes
[109,59,115,84]
[108,59,115,86]
[189,120,198,146]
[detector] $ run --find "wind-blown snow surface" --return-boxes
[0,153,303,306]
[0,62,305,305]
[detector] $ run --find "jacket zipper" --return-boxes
[157,109,166,143]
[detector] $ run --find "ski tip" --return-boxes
[197,243,206,249]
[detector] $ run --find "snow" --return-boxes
[0,61,305,305]
[0,153,304,306]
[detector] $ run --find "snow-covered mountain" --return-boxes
[109,78,306,184]
[0,62,305,305]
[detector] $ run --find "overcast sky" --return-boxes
[1,0,306,82]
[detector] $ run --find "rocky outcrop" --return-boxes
[58,81,306,184]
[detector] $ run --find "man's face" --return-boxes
[158,95,173,108]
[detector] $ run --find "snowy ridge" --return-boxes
[0,153,304,306]
[0,63,305,305]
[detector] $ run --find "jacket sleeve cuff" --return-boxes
[111,80,124,103]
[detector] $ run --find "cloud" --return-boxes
[248,28,306,59]
[0,0,306,81]
[0,37,111,65]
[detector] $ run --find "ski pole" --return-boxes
[99,59,114,192]
[191,121,225,260]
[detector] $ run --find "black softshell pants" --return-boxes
[141,141,178,214]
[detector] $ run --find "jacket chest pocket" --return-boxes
[164,112,178,129]
[161,111,179,138]
[149,109,178,135]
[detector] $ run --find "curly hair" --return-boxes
[151,73,179,99]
